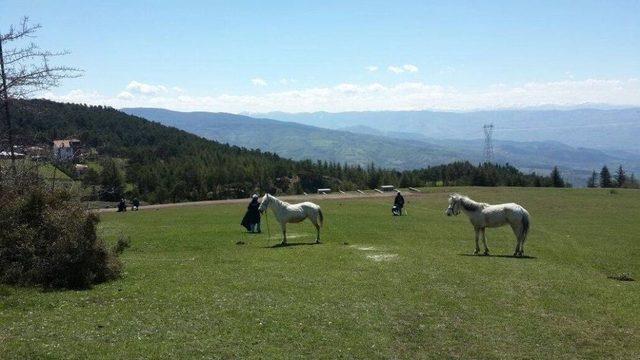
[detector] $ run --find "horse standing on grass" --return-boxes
[258,194,324,245]
[445,193,531,257]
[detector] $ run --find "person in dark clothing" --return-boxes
[131,197,140,211]
[241,194,261,233]
[117,198,127,212]
[393,191,405,216]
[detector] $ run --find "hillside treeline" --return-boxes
[6,100,556,203]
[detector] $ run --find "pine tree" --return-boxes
[550,166,565,188]
[630,173,638,189]
[587,170,598,188]
[600,166,612,188]
[99,157,125,201]
[614,165,626,188]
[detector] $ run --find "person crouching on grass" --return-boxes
[117,198,127,212]
[392,191,405,216]
[241,194,262,233]
[131,197,140,211]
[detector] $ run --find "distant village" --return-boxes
[1,138,91,176]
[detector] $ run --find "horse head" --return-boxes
[445,193,461,216]
[258,194,270,213]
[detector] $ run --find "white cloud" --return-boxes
[125,81,168,95]
[117,91,134,100]
[251,78,268,86]
[43,78,640,113]
[388,64,419,74]
[365,65,379,72]
[334,83,360,93]
[403,64,419,73]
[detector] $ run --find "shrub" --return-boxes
[112,234,131,255]
[0,165,122,289]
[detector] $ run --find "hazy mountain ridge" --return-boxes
[122,108,464,170]
[254,108,640,152]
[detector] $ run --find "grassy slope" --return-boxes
[1,187,639,359]
[1,159,73,182]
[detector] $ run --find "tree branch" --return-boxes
[1,17,41,42]
[0,17,83,99]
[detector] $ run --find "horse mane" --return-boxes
[452,193,488,211]
[266,194,290,207]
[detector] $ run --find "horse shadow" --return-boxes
[457,253,537,259]
[265,242,321,249]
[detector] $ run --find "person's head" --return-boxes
[396,191,402,196]
[252,194,259,199]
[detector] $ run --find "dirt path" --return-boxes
[96,190,428,213]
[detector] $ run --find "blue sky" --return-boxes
[3,0,640,112]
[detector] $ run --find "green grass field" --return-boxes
[1,187,639,359]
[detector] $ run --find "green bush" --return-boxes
[112,234,131,255]
[0,166,122,289]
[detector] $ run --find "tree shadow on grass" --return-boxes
[457,253,537,259]
[265,242,321,249]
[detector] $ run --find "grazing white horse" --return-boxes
[445,193,531,257]
[258,194,324,245]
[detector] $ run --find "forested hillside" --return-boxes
[6,100,556,203]
[122,107,462,169]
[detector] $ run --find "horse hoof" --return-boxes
[483,251,490,256]
[473,250,480,255]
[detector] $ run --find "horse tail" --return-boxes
[318,208,324,227]
[521,210,530,239]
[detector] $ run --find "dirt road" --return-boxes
[96,190,426,213]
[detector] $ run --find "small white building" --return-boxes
[0,151,26,159]
[317,188,332,194]
[52,139,81,161]
[380,185,396,192]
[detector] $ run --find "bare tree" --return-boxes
[0,17,82,172]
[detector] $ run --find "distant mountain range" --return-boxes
[123,107,640,186]
[122,108,463,169]
[252,108,640,153]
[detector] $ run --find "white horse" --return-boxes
[445,193,531,257]
[258,194,324,245]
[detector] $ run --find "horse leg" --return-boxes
[518,231,527,257]
[313,221,321,244]
[474,228,480,255]
[514,240,522,257]
[281,224,287,246]
[481,228,490,256]
[511,223,522,257]
[309,216,321,244]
